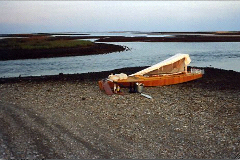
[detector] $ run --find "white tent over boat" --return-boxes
[130,53,191,76]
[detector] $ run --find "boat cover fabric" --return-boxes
[130,53,191,76]
[108,73,128,81]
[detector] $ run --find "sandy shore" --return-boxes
[0,67,239,159]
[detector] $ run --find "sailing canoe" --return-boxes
[98,53,204,90]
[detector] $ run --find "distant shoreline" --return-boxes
[1,32,240,61]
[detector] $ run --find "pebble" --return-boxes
[0,78,239,159]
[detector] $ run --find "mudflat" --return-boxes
[0,67,239,159]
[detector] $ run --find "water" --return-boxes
[110,42,240,70]
[51,31,171,38]
[0,40,240,78]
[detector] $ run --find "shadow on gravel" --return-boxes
[0,102,111,159]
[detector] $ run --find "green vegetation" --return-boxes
[0,38,93,50]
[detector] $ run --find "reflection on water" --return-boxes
[0,41,240,78]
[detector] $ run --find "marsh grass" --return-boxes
[0,38,93,50]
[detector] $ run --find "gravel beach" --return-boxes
[0,67,239,159]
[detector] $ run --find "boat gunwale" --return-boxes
[98,72,203,90]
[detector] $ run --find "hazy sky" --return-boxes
[1,1,240,34]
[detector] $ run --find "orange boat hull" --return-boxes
[98,73,203,90]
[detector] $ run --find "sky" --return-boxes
[0,1,240,34]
